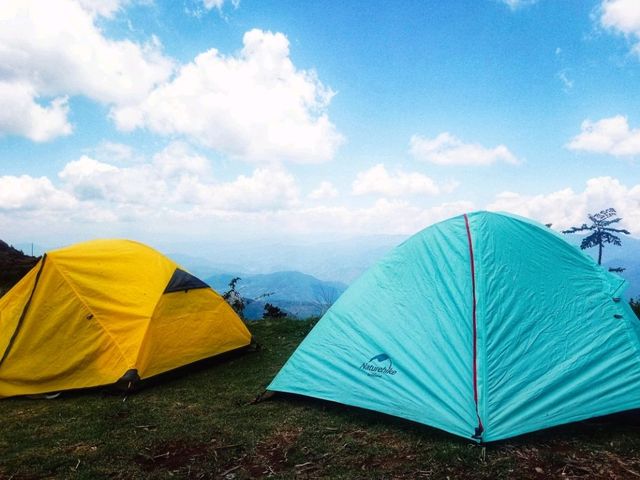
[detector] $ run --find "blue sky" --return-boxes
[1,0,640,251]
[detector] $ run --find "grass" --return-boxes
[2,318,640,479]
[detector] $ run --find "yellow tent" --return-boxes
[0,239,251,398]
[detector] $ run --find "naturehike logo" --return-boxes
[360,353,398,378]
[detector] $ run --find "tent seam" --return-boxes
[131,265,181,373]
[472,214,490,441]
[0,256,47,368]
[47,258,132,370]
[134,286,169,374]
[464,213,484,440]
[477,217,490,441]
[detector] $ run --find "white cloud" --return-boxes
[9,160,640,245]
[409,132,520,166]
[198,199,475,239]
[500,0,538,10]
[0,5,341,159]
[600,0,640,55]
[268,200,475,237]
[0,140,476,239]
[58,143,211,207]
[59,155,165,204]
[601,0,640,36]
[57,144,300,214]
[93,141,137,163]
[557,70,574,91]
[308,181,339,200]
[152,142,212,179]
[60,156,120,181]
[0,82,72,142]
[171,166,300,212]
[487,176,640,232]
[202,0,239,10]
[185,0,239,18]
[76,0,129,18]
[0,0,174,141]
[567,115,640,157]
[204,167,300,211]
[112,29,344,163]
[0,175,77,211]
[203,0,223,8]
[352,164,456,197]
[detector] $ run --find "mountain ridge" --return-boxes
[205,270,347,320]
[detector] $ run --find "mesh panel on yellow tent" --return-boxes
[0,240,251,398]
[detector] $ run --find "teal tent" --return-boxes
[268,211,640,442]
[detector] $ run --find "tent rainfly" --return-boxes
[0,239,251,398]
[268,211,640,442]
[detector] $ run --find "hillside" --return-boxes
[0,240,38,295]
[2,318,640,479]
[206,271,347,319]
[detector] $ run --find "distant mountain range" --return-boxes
[193,233,640,315]
[168,235,405,284]
[205,271,347,320]
[0,240,347,319]
[3,229,639,317]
